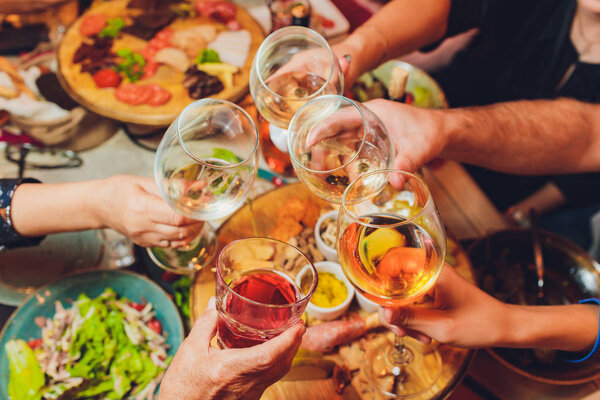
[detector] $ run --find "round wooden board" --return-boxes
[191,183,475,400]
[57,0,264,126]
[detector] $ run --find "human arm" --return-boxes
[333,0,451,86]
[362,98,600,175]
[158,298,306,400]
[9,175,203,248]
[382,265,599,353]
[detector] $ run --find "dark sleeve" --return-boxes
[552,173,600,207]
[420,0,488,52]
[445,0,489,36]
[0,178,45,252]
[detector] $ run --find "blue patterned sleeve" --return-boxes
[0,178,45,252]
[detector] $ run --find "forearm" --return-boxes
[500,303,598,352]
[440,98,600,174]
[334,0,450,83]
[11,180,104,237]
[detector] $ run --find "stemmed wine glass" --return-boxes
[216,237,318,348]
[287,94,394,204]
[337,169,446,398]
[249,26,343,174]
[148,99,259,273]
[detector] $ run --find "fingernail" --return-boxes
[343,54,352,64]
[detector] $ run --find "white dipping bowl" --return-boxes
[306,261,354,321]
[355,290,381,314]
[314,210,339,262]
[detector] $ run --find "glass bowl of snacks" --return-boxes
[305,261,354,320]
[314,210,338,261]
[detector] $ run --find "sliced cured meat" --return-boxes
[142,61,159,79]
[301,314,367,353]
[147,84,172,106]
[79,14,107,37]
[195,0,236,23]
[114,83,153,105]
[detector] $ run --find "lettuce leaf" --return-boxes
[6,339,44,400]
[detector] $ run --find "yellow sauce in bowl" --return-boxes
[310,272,347,308]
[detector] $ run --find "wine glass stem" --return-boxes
[391,334,414,365]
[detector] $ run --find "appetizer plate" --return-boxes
[0,269,184,399]
[353,60,448,109]
[0,230,101,306]
[468,229,600,385]
[57,0,264,126]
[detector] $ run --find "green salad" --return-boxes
[6,289,171,400]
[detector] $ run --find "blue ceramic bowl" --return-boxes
[0,269,184,399]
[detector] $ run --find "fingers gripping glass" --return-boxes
[149,99,260,274]
[337,169,446,398]
[288,95,394,204]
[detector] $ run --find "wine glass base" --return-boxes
[365,335,442,399]
[147,223,217,274]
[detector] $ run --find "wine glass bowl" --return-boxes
[155,99,259,221]
[249,26,343,129]
[150,99,259,274]
[215,238,318,349]
[337,169,445,306]
[288,95,394,204]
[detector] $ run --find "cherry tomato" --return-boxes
[27,338,43,350]
[92,68,121,88]
[405,93,415,105]
[148,319,162,334]
[129,302,146,311]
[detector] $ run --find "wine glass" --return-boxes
[288,95,394,204]
[216,237,318,348]
[337,169,446,398]
[149,99,259,274]
[249,26,343,174]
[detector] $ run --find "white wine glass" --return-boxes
[288,95,394,204]
[149,99,259,274]
[249,26,343,168]
[337,169,446,398]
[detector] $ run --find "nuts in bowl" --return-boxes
[314,210,338,262]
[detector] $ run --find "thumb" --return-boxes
[339,54,351,77]
[187,297,219,350]
[241,323,306,366]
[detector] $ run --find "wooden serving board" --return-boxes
[191,183,475,400]
[57,0,264,126]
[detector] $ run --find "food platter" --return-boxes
[57,0,264,126]
[0,269,184,399]
[468,229,600,385]
[191,183,475,400]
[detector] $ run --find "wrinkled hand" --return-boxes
[381,265,509,348]
[159,298,306,400]
[97,175,203,248]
